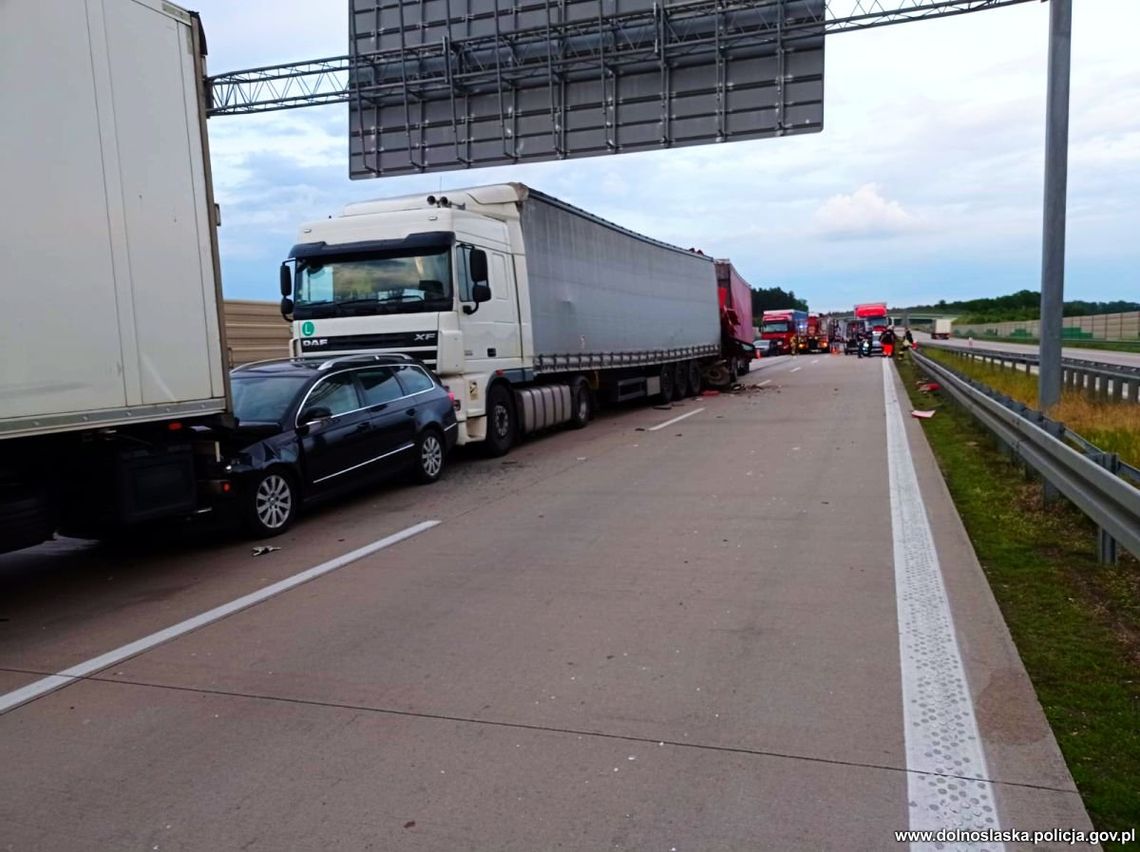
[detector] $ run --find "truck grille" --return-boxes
[297,332,438,367]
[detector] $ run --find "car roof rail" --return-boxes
[231,357,294,371]
[314,353,415,371]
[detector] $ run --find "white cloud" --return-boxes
[814,184,923,240]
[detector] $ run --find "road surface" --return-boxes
[0,354,1093,850]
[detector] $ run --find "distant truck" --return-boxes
[805,313,826,353]
[279,184,745,456]
[760,310,807,356]
[854,302,890,355]
[932,319,952,339]
[0,0,233,554]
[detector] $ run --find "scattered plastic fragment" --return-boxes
[251,546,281,557]
[911,410,936,419]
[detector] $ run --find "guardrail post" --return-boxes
[1042,419,1066,504]
[1094,452,1120,565]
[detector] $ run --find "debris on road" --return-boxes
[251,546,281,557]
[911,410,936,419]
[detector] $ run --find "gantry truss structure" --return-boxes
[206,0,1036,116]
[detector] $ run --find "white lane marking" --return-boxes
[882,360,1004,850]
[0,520,440,714]
[756,379,772,387]
[790,367,802,373]
[647,407,705,432]
[811,359,820,365]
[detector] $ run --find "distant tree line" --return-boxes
[750,286,808,315]
[899,289,1140,325]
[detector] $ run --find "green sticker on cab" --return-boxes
[301,321,315,337]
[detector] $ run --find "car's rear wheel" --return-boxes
[414,428,446,484]
[244,469,297,538]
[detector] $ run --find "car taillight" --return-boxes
[448,391,459,410]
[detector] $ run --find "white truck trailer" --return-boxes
[0,0,230,553]
[932,318,953,339]
[280,184,727,455]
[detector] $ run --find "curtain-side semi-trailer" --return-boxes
[760,310,807,356]
[279,184,731,456]
[0,1,231,554]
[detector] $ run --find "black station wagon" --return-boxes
[214,355,458,536]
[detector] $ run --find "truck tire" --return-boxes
[687,361,702,396]
[244,469,298,538]
[657,364,675,403]
[737,357,750,376]
[484,383,516,456]
[569,378,592,429]
[673,362,689,399]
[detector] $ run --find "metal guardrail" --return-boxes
[921,341,1140,404]
[910,349,1140,564]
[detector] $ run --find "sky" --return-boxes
[194,1,1140,313]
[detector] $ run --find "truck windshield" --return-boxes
[762,321,790,333]
[293,249,452,319]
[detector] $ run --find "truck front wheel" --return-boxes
[484,384,516,456]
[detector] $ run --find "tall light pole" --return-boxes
[1038,0,1072,412]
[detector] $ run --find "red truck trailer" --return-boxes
[715,260,755,379]
[760,309,807,356]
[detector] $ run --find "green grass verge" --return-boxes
[921,348,1140,469]
[896,354,1140,846]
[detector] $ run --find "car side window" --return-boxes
[356,367,404,406]
[394,365,435,396]
[304,373,359,417]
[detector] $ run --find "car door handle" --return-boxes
[354,422,371,433]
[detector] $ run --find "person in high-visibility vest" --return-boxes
[881,327,896,358]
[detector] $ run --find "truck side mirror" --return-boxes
[280,297,294,319]
[469,249,488,283]
[280,262,292,296]
[472,282,491,303]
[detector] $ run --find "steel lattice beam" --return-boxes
[206,0,1036,116]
